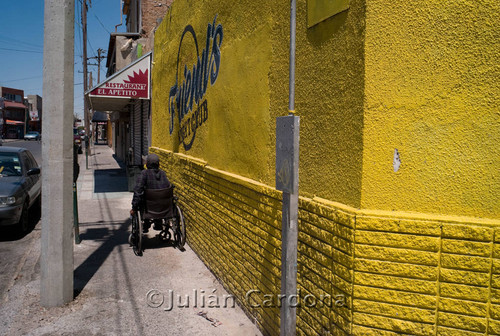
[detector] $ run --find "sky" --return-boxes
[0,0,126,119]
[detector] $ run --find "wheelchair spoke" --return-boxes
[175,204,186,248]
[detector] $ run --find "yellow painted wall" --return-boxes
[152,0,367,209]
[270,0,366,208]
[362,0,500,219]
[352,213,500,336]
[152,1,274,184]
[151,0,500,335]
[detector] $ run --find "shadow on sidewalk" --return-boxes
[74,219,130,295]
[90,146,129,193]
[73,218,146,334]
[94,169,128,193]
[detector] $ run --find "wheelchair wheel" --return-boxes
[130,211,143,256]
[174,204,186,248]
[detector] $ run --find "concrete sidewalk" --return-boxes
[0,144,261,336]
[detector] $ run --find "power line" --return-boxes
[0,40,43,52]
[1,75,43,83]
[0,34,43,50]
[0,47,43,54]
[92,13,111,34]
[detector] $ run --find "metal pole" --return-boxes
[73,182,81,244]
[82,0,88,136]
[289,0,297,114]
[41,0,75,307]
[278,117,299,336]
[279,0,298,335]
[73,144,81,244]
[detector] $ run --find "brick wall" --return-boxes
[141,0,172,37]
[298,200,355,336]
[151,147,500,336]
[353,216,500,335]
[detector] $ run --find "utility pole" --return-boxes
[88,48,107,83]
[97,48,105,83]
[41,0,75,306]
[82,0,90,139]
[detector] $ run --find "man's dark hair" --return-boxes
[145,153,160,169]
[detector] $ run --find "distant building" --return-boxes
[26,95,42,133]
[0,86,28,139]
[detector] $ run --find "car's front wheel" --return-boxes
[17,200,29,234]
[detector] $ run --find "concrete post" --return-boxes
[41,0,75,307]
[276,115,300,336]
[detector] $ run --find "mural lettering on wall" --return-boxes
[168,16,223,150]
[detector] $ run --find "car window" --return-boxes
[20,153,32,172]
[25,151,38,169]
[0,153,22,176]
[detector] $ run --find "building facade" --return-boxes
[149,0,500,335]
[88,0,171,173]
[0,87,28,139]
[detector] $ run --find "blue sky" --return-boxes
[0,0,126,119]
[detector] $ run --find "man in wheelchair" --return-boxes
[130,153,171,233]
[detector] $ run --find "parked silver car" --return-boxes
[24,131,41,141]
[0,147,41,233]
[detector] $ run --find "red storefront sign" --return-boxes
[89,53,150,100]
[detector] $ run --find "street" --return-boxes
[0,139,42,304]
[4,139,42,164]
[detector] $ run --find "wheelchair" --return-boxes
[129,186,186,256]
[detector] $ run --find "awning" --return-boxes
[92,111,108,122]
[6,119,24,125]
[4,101,27,109]
[86,52,151,112]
